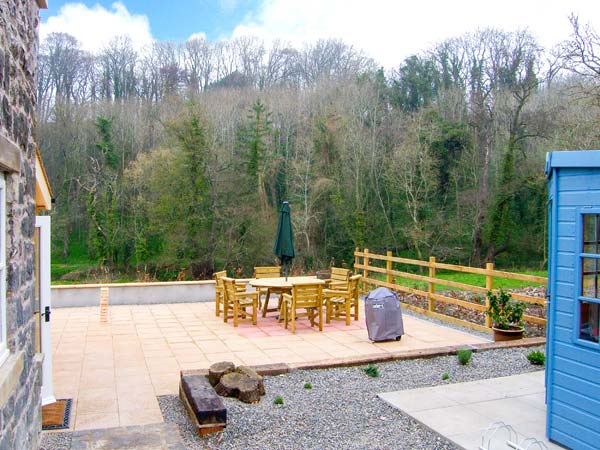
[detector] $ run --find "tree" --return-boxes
[561,15,600,105]
[239,99,273,215]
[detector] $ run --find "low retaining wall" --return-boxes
[51,281,216,308]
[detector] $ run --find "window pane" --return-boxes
[580,301,600,343]
[583,257,598,272]
[582,258,600,298]
[583,214,600,254]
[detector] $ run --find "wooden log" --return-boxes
[236,365,265,395]
[208,361,235,386]
[179,375,226,436]
[215,372,261,403]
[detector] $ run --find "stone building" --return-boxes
[0,1,48,449]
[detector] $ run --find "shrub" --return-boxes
[486,289,526,329]
[442,373,450,380]
[304,382,312,389]
[364,364,380,378]
[457,349,473,365]
[273,396,284,405]
[527,350,545,366]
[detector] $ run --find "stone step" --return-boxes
[69,423,185,450]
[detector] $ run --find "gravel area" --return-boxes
[397,287,547,337]
[40,431,72,450]
[159,346,545,450]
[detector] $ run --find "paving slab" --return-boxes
[378,371,566,450]
[70,423,185,450]
[52,302,490,430]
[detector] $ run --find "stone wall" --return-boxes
[0,1,44,449]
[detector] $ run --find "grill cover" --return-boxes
[365,287,404,342]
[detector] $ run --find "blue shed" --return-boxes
[546,150,600,450]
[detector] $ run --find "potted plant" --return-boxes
[486,289,526,341]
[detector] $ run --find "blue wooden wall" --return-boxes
[547,152,600,450]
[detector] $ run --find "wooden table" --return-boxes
[249,276,325,318]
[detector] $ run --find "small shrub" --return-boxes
[486,289,526,329]
[442,373,449,380]
[457,349,473,365]
[527,350,545,366]
[364,364,380,378]
[304,382,312,389]
[273,396,284,405]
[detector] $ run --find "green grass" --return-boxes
[382,269,547,292]
[51,262,95,284]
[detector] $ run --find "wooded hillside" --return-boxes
[37,17,600,279]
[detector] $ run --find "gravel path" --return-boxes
[159,346,545,450]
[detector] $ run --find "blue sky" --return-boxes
[41,0,259,41]
[40,1,600,69]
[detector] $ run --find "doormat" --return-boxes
[42,399,72,430]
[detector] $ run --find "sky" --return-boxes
[40,0,600,69]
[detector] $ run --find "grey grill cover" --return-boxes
[365,287,404,342]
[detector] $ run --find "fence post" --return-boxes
[485,262,494,328]
[355,247,361,293]
[428,256,436,312]
[386,250,393,286]
[364,248,370,294]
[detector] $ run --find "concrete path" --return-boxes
[378,371,565,450]
[50,302,489,431]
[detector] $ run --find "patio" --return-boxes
[50,301,490,432]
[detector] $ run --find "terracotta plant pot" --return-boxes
[492,325,524,342]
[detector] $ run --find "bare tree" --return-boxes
[561,15,600,104]
[98,36,138,101]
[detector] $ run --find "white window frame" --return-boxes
[0,173,8,366]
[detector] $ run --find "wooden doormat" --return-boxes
[42,399,72,430]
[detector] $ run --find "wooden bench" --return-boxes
[179,374,227,436]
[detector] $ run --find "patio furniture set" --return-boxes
[213,266,361,333]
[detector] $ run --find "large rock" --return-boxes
[179,375,226,436]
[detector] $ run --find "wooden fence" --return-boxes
[354,248,548,334]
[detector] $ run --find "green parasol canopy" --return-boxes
[273,201,295,278]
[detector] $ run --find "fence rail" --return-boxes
[354,249,547,333]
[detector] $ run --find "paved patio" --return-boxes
[50,301,489,432]
[379,371,563,450]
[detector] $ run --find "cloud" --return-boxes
[188,31,207,41]
[40,2,154,53]
[232,0,600,69]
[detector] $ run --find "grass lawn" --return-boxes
[383,269,547,292]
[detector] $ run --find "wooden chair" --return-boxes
[213,270,227,317]
[323,275,362,326]
[253,266,282,317]
[326,267,351,290]
[222,277,258,327]
[281,283,323,334]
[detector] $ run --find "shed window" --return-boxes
[580,214,600,343]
